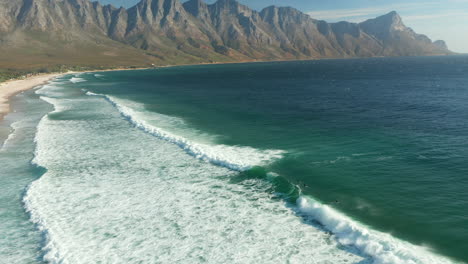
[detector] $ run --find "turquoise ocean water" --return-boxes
[1,56,467,263]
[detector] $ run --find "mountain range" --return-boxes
[0,0,452,71]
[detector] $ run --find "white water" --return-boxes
[100,92,460,264]
[296,196,456,264]
[24,83,366,263]
[86,92,284,171]
[0,90,49,264]
[22,77,460,264]
[1,120,22,149]
[70,77,86,83]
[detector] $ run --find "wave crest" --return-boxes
[296,196,456,264]
[70,77,86,83]
[86,91,284,171]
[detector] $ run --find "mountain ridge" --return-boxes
[0,0,452,72]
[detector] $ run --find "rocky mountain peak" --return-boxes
[127,0,189,30]
[209,0,252,16]
[359,11,409,40]
[183,0,208,17]
[260,5,313,29]
[259,6,278,22]
[0,0,452,69]
[360,11,406,32]
[379,11,405,30]
[215,0,239,7]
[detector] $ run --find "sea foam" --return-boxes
[1,121,20,150]
[21,78,461,264]
[86,91,284,171]
[295,196,457,264]
[70,77,86,83]
[85,91,461,264]
[24,85,365,263]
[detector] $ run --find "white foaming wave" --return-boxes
[94,74,105,78]
[35,85,53,95]
[296,196,459,264]
[35,85,64,98]
[35,76,72,97]
[0,121,22,150]
[23,92,365,264]
[86,91,461,263]
[1,131,15,150]
[86,91,284,171]
[85,91,99,96]
[70,77,86,83]
[28,86,459,264]
[39,97,72,113]
[24,93,81,263]
[23,116,64,264]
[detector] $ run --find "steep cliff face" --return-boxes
[125,0,204,39]
[358,11,449,56]
[208,0,271,50]
[0,0,453,70]
[183,0,221,43]
[12,0,108,33]
[260,6,325,57]
[0,0,155,70]
[0,0,15,32]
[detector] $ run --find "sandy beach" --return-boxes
[0,73,65,120]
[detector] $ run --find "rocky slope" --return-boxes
[0,0,452,70]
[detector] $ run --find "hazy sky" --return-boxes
[99,0,468,53]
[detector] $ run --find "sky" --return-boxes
[99,0,468,53]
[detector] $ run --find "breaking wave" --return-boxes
[86,91,459,264]
[86,91,284,171]
[23,86,363,263]
[295,196,456,264]
[20,79,460,264]
[70,77,86,83]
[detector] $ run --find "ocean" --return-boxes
[1,56,467,263]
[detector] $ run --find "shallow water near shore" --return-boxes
[0,89,51,263]
[1,56,468,263]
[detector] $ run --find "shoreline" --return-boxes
[0,66,161,121]
[0,73,69,120]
